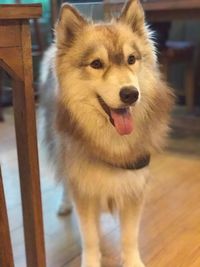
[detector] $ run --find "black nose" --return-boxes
[120,86,139,105]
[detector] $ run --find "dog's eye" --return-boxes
[127,55,136,65]
[90,59,103,69]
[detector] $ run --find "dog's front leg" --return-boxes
[119,200,145,267]
[75,196,101,267]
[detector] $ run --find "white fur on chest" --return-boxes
[64,144,150,208]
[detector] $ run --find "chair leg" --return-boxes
[185,61,195,113]
[12,19,46,265]
[0,166,14,267]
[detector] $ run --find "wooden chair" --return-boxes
[0,4,46,267]
[161,40,195,112]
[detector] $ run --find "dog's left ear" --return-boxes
[118,0,145,35]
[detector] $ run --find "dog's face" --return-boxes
[54,0,173,162]
[55,0,159,136]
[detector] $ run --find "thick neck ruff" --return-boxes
[107,154,151,170]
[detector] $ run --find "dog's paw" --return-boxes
[57,201,72,216]
[122,248,145,267]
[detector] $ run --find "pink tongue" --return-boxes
[110,109,133,135]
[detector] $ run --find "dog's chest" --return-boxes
[66,151,150,205]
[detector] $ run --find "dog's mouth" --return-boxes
[97,95,133,136]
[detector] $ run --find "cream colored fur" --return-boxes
[40,1,174,266]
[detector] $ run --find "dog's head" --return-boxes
[54,0,173,161]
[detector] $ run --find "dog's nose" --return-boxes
[119,86,139,105]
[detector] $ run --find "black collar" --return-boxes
[108,154,151,170]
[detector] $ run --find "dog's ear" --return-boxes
[118,0,145,35]
[55,4,87,47]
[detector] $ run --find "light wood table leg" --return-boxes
[0,166,14,267]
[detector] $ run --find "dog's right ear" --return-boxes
[55,4,87,47]
[118,0,145,35]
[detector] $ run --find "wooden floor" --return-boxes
[1,107,200,267]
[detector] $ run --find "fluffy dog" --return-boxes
[40,0,174,266]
